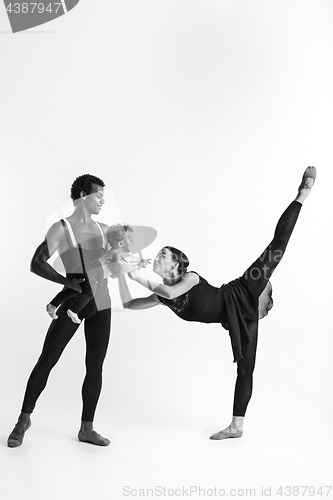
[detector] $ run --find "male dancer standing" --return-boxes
[8,174,112,447]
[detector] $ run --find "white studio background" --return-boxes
[0,1,332,499]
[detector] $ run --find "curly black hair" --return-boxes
[70,174,105,201]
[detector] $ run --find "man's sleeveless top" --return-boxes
[60,218,106,274]
[59,219,110,311]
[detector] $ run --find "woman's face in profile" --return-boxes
[153,248,175,277]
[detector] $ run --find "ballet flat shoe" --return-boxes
[78,429,110,446]
[299,166,317,189]
[7,418,31,448]
[209,426,243,440]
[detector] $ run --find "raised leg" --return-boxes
[243,166,316,300]
[243,200,302,299]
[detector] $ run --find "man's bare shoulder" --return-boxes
[98,222,109,234]
[45,220,66,245]
[46,220,64,234]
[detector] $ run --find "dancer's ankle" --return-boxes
[18,412,31,425]
[78,421,110,446]
[80,420,93,433]
[231,415,244,432]
[294,193,306,204]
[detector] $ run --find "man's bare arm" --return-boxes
[30,222,83,292]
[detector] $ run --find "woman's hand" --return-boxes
[128,271,139,281]
[135,259,151,270]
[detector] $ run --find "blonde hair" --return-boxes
[106,224,133,247]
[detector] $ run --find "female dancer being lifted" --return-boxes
[117,167,317,440]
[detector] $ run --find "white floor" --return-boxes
[2,307,332,500]
[1,400,332,500]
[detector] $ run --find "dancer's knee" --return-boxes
[35,352,59,374]
[85,362,103,382]
[237,360,255,378]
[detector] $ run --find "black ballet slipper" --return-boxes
[78,429,110,446]
[7,418,31,448]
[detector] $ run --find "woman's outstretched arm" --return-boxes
[118,274,161,310]
[127,271,199,299]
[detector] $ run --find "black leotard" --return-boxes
[157,272,259,363]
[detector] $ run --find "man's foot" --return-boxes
[7,417,32,448]
[296,166,317,203]
[67,309,81,324]
[46,303,58,319]
[78,429,110,446]
[209,425,243,440]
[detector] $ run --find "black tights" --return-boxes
[233,200,302,416]
[22,297,111,422]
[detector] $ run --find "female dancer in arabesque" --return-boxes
[117,167,317,440]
